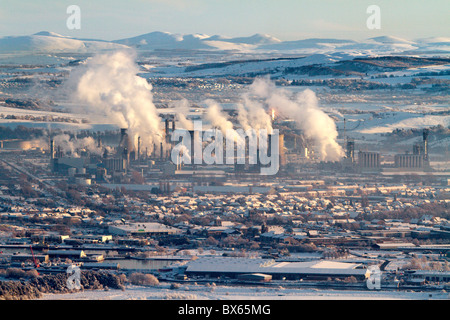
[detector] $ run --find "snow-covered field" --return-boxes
[37,284,450,300]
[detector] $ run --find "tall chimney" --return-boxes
[165,119,170,142]
[137,136,141,161]
[423,129,429,162]
[50,139,54,160]
[346,139,355,162]
[120,128,127,141]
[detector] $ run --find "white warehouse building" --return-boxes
[185,257,370,281]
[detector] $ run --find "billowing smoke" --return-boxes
[237,98,273,133]
[237,87,273,133]
[170,99,193,130]
[205,100,234,133]
[205,99,244,146]
[65,50,163,152]
[250,77,344,161]
[202,77,342,161]
[52,134,107,157]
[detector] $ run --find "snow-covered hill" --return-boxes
[114,31,211,50]
[0,30,448,55]
[113,32,281,51]
[142,53,449,79]
[113,31,450,55]
[0,31,130,53]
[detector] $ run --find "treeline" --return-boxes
[0,270,125,300]
[0,125,45,140]
[0,126,123,141]
[3,98,54,110]
[290,78,418,90]
[1,114,85,124]
[385,124,450,140]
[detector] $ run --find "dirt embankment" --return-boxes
[0,271,125,300]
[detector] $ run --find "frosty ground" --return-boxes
[37,283,450,300]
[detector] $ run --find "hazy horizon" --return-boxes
[2,29,449,44]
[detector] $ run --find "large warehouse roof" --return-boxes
[108,222,181,235]
[185,257,369,277]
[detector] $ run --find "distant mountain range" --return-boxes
[0,31,449,55]
[0,31,128,54]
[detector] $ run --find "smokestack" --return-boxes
[118,128,130,167]
[119,128,128,152]
[165,119,170,142]
[413,143,423,155]
[343,118,347,141]
[137,136,141,161]
[50,139,54,160]
[120,128,127,139]
[160,142,164,160]
[346,139,355,162]
[423,129,429,162]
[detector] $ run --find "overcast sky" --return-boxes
[0,0,448,41]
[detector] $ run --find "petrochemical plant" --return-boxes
[46,110,439,190]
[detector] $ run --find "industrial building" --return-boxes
[47,250,87,260]
[51,156,87,174]
[358,151,380,170]
[394,129,430,169]
[346,139,355,163]
[108,222,182,237]
[45,110,315,185]
[184,257,369,281]
[102,128,133,174]
[395,154,424,168]
[404,270,450,284]
[49,128,138,183]
[10,253,49,264]
[46,112,437,187]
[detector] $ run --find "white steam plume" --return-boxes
[205,100,234,133]
[170,98,193,130]
[205,99,244,146]
[65,50,162,152]
[231,80,273,133]
[250,77,344,161]
[52,134,107,157]
[237,96,273,133]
